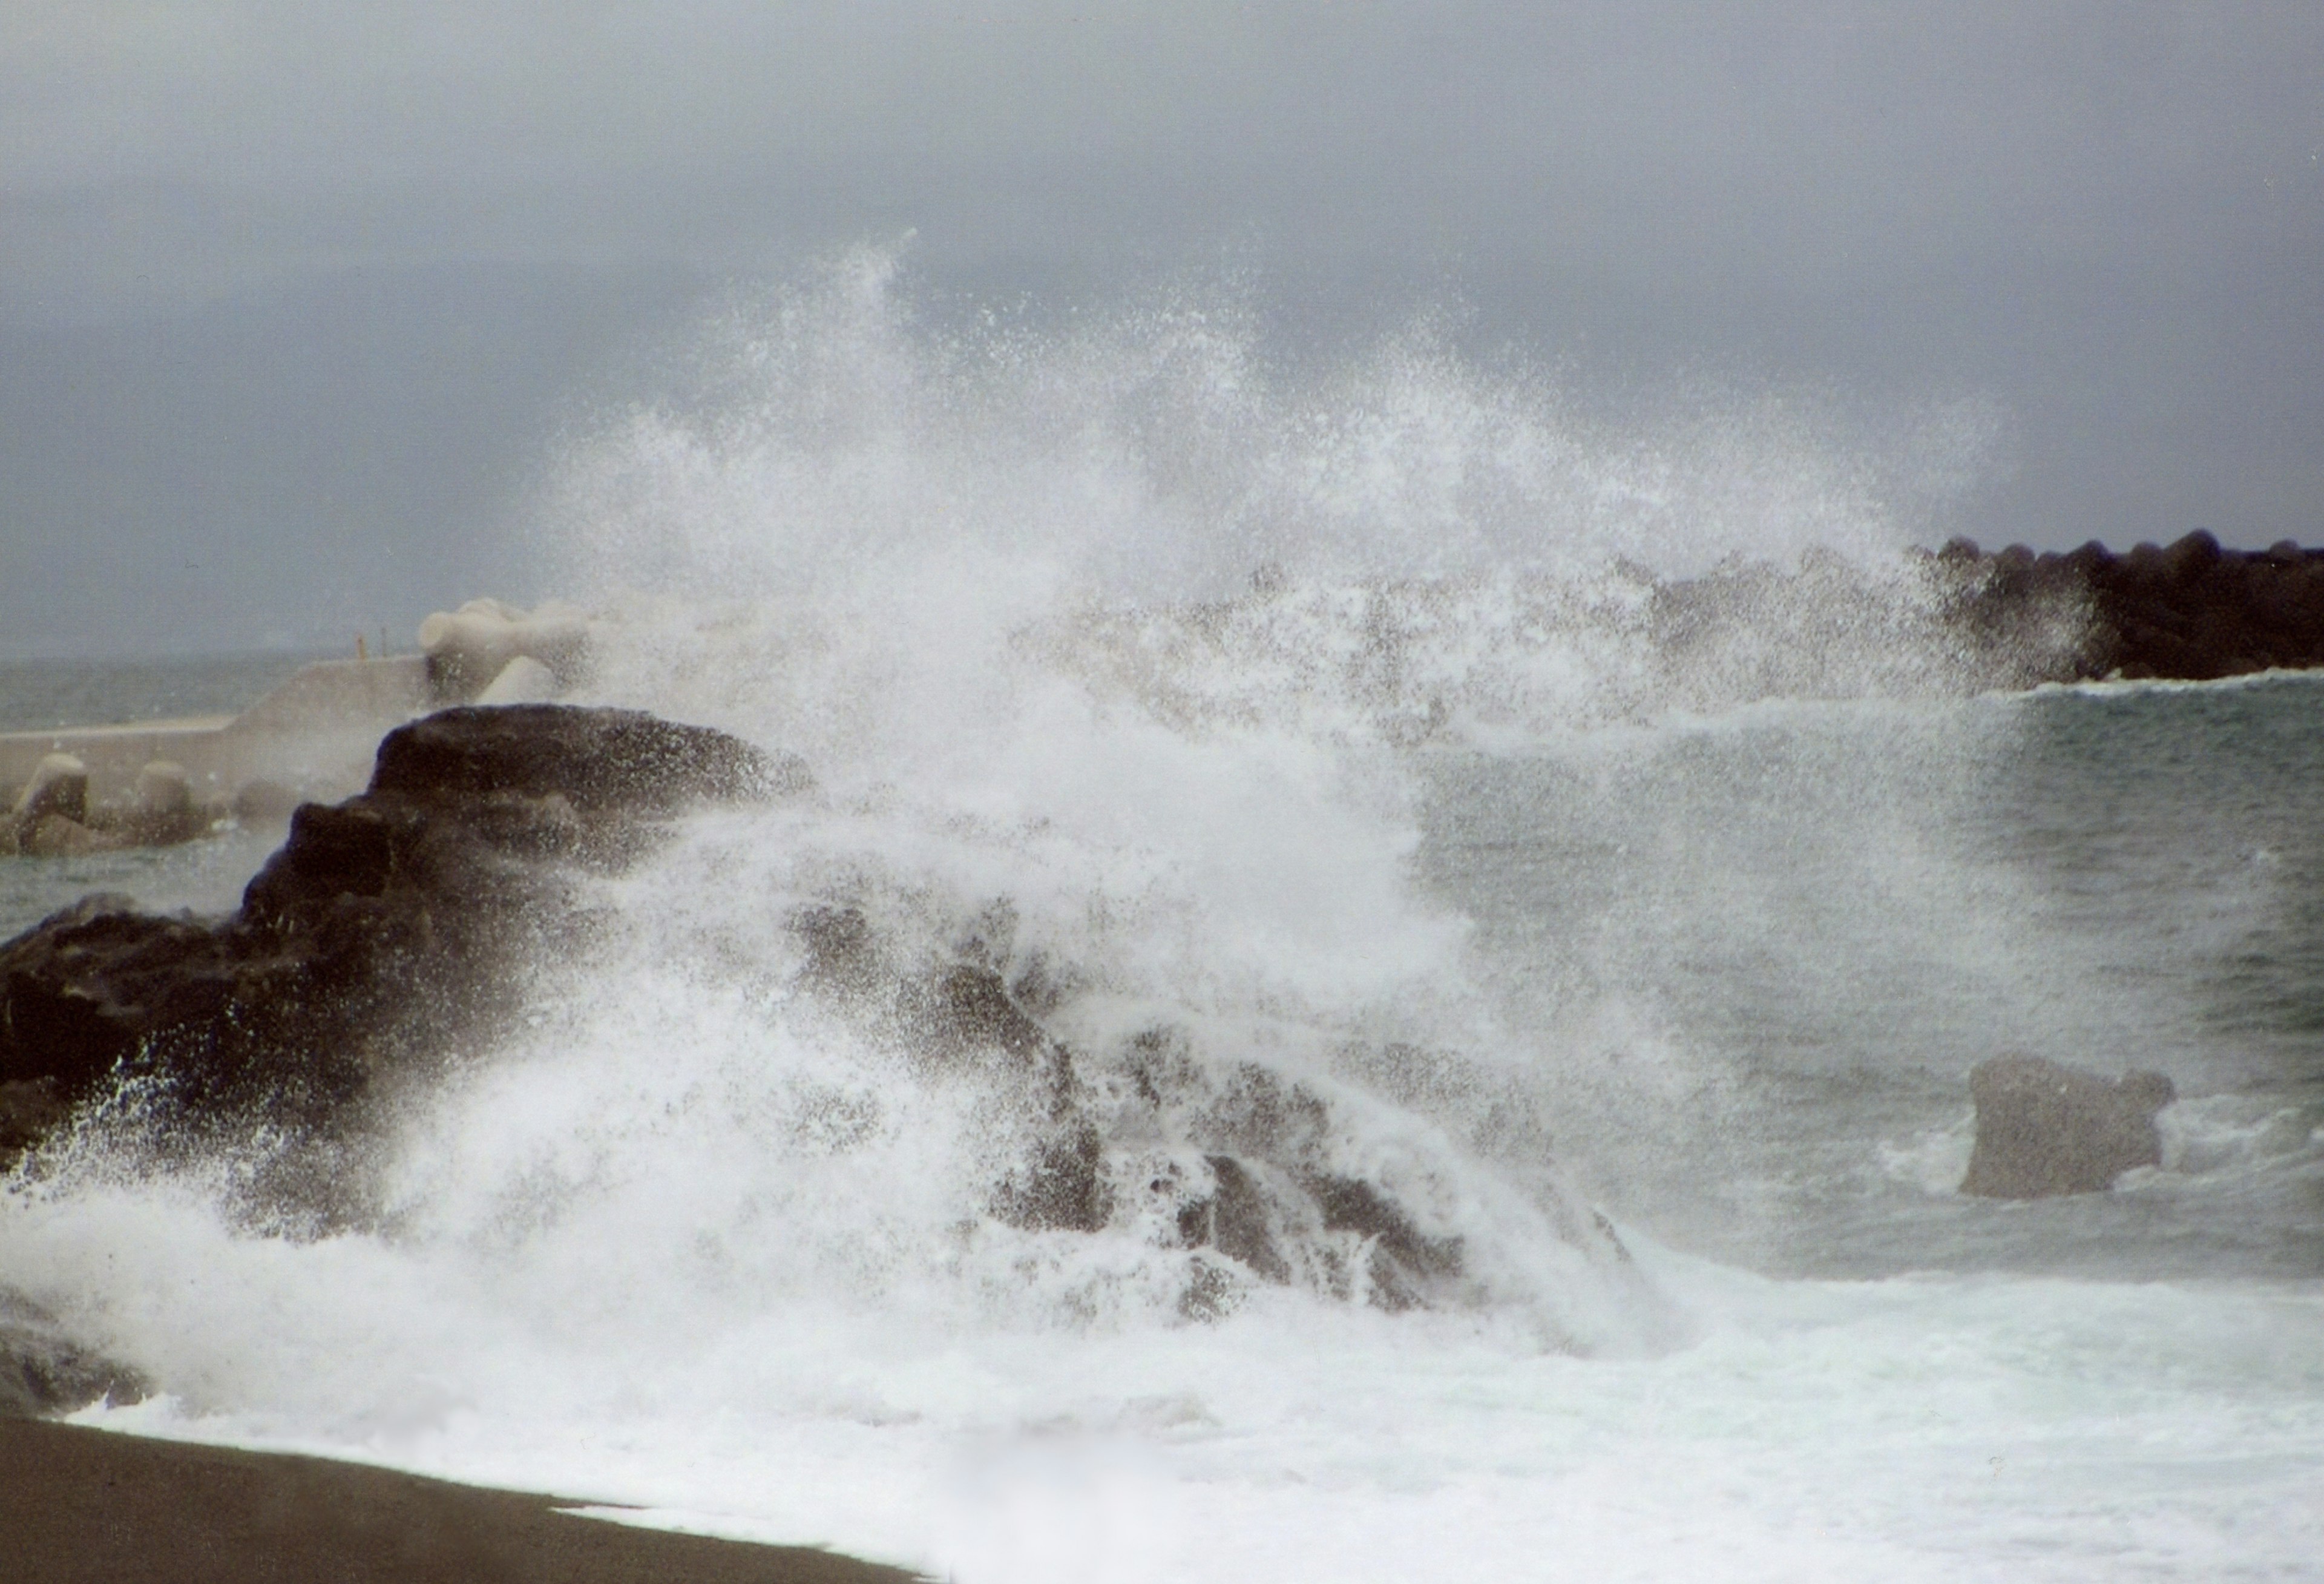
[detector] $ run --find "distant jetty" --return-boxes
[4,541,2319,855]
[1929,530,2324,684]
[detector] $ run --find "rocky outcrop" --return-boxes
[0,706,806,1181]
[1960,1054,2176,1198]
[4,706,1623,1334]
[0,1292,145,1420]
[1934,532,2324,683]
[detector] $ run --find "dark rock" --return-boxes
[1178,1154,1291,1283]
[912,964,1055,1065]
[0,1292,146,1419]
[1931,534,2324,684]
[1309,1172,1465,1310]
[789,904,881,997]
[1960,1054,2175,1198]
[372,705,806,811]
[0,1080,69,1155]
[0,707,803,1178]
[786,919,1503,1314]
[993,1119,1113,1233]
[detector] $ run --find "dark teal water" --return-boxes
[1421,672,2324,1283]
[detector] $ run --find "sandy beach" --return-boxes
[1,1418,920,1584]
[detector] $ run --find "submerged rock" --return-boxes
[1960,1054,2176,1198]
[0,706,807,1180]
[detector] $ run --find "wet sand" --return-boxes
[1,1418,922,1583]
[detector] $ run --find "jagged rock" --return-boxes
[1960,1054,2176,1198]
[0,703,1604,1327]
[0,707,807,1178]
[778,908,1497,1313]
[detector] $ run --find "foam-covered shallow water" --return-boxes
[5,261,2319,1580]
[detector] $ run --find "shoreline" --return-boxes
[1,1417,921,1584]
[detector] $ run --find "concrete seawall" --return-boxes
[0,656,431,813]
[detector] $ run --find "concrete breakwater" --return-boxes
[1934,530,2324,683]
[0,657,430,832]
[0,600,587,854]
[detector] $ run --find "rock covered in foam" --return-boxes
[1960,1053,2176,1198]
[472,654,560,706]
[792,907,1630,1323]
[0,706,808,1183]
[418,597,594,701]
[3,704,1625,1336]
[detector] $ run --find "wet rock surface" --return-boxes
[0,706,804,1181]
[1960,1054,2176,1199]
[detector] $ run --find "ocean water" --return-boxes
[4,260,2320,1581]
[0,649,327,736]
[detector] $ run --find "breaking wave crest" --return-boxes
[9,251,2030,1447]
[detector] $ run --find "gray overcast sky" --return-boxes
[4,1,2320,657]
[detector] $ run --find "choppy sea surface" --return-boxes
[4,264,2319,1581]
